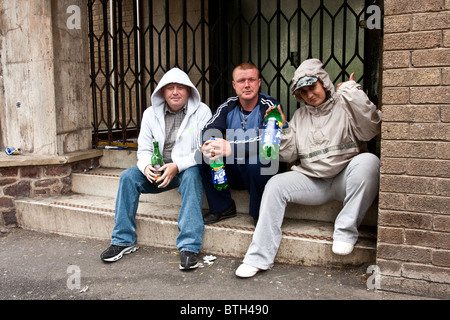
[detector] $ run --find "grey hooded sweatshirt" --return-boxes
[280,59,382,178]
[137,68,212,174]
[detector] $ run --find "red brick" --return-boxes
[384,31,441,50]
[383,68,441,86]
[377,243,432,263]
[381,105,441,123]
[381,123,409,140]
[378,226,404,244]
[432,250,450,267]
[437,142,450,160]
[380,175,435,194]
[410,87,450,104]
[380,158,407,174]
[429,282,450,299]
[381,87,409,105]
[407,159,450,178]
[378,210,433,229]
[434,215,450,232]
[402,263,450,283]
[379,192,406,210]
[409,123,450,141]
[407,195,450,214]
[412,49,450,67]
[436,179,450,196]
[385,0,443,15]
[380,275,431,297]
[412,12,450,31]
[381,141,437,158]
[383,51,411,69]
[405,229,450,249]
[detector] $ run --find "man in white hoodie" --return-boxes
[236,59,382,278]
[101,68,212,270]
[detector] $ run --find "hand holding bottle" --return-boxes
[144,163,178,188]
[144,164,162,184]
[263,104,286,126]
[202,137,232,161]
[204,137,228,191]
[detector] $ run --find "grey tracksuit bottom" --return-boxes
[243,153,380,270]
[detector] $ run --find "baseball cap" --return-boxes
[293,76,319,93]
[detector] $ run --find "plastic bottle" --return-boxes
[151,140,165,185]
[260,105,283,160]
[5,148,21,155]
[209,138,228,191]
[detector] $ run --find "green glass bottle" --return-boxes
[151,140,164,185]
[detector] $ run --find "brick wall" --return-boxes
[378,0,450,299]
[0,158,99,227]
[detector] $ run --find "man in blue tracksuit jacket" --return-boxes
[198,62,283,225]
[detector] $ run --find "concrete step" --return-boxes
[73,167,378,226]
[15,193,376,266]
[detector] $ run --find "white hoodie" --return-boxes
[137,68,212,174]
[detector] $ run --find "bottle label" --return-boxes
[212,165,227,185]
[262,119,282,145]
[153,164,163,181]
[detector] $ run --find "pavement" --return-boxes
[0,227,436,313]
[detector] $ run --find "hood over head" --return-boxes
[291,59,335,103]
[151,68,201,112]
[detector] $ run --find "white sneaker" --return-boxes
[235,264,260,278]
[332,241,354,255]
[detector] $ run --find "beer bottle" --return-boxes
[151,140,164,185]
[260,105,283,160]
[210,138,228,191]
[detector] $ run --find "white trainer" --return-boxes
[332,241,354,255]
[235,264,261,278]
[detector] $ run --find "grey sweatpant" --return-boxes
[243,153,380,270]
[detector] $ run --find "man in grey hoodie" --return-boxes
[236,59,382,278]
[101,68,212,270]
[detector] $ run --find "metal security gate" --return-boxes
[88,0,382,146]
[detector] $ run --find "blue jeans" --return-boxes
[111,166,205,253]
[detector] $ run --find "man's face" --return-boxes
[163,83,190,112]
[232,68,261,105]
[294,81,327,107]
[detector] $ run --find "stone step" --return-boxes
[15,193,376,266]
[73,167,378,226]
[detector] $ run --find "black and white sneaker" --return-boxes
[179,251,199,270]
[101,244,138,262]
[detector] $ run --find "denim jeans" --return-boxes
[111,166,205,253]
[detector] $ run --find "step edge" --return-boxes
[16,197,376,248]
